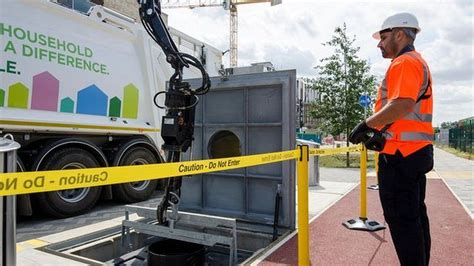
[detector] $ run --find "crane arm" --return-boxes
[137,0,211,224]
[138,0,188,71]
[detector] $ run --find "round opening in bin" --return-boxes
[148,239,205,266]
[208,130,241,159]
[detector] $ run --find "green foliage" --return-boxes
[318,152,376,168]
[310,23,377,137]
[440,121,455,129]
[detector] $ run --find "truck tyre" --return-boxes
[34,148,102,218]
[112,147,159,202]
[16,158,34,216]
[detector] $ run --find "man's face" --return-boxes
[377,31,398,59]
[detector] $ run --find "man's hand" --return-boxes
[349,120,372,144]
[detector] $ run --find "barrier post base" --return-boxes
[342,217,386,231]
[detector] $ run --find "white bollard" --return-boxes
[0,135,20,266]
[296,139,320,186]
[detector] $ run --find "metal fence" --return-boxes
[449,117,473,154]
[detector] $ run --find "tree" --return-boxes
[310,23,377,167]
[440,121,455,129]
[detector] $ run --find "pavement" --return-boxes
[433,148,474,216]
[253,147,474,265]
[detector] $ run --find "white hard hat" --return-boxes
[373,12,421,39]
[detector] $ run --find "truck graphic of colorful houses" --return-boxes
[0,71,138,119]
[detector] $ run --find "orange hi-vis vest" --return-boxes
[374,48,433,156]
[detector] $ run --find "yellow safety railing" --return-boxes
[297,144,366,265]
[0,144,371,265]
[360,146,368,219]
[297,145,310,266]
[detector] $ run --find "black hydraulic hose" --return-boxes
[179,53,211,95]
[272,184,282,241]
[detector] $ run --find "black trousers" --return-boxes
[378,145,433,266]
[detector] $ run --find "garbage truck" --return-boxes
[0,0,222,217]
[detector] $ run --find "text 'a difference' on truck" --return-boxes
[0,0,222,217]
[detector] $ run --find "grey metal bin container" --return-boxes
[180,70,297,230]
[296,139,320,186]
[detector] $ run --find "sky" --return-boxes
[163,0,473,126]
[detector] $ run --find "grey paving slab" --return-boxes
[434,147,474,172]
[434,147,474,216]
[319,167,361,183]
[308,181,357,219]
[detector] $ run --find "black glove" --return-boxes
[365,130,386,151]
[349,120,372,144]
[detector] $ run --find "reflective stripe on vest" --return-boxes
[386,132,434,141]
[404,113,432,122]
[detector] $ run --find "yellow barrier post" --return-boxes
[297,144,309,266]
[342,145,385,231]
[360,145,367,219]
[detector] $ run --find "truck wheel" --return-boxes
[16,158,34,216]
[34,148,102,218]
[112,147,158,202]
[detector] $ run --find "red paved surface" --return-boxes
[259,177,474,265]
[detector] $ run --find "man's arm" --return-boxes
[366,98,415,128]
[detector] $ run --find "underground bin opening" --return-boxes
[148,239,205,265]
[208,130,241,159]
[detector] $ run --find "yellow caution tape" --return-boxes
[309,145,362,156]
[0,150,299,196]
[0,145,361,196]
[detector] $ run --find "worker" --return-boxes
[349,12,434,266]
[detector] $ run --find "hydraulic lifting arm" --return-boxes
[137,0,211,224]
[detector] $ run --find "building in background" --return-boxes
[438,128,450,145]
[226,62,275,75]
[296,78,318,131]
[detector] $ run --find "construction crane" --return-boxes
[161,0,282,67]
